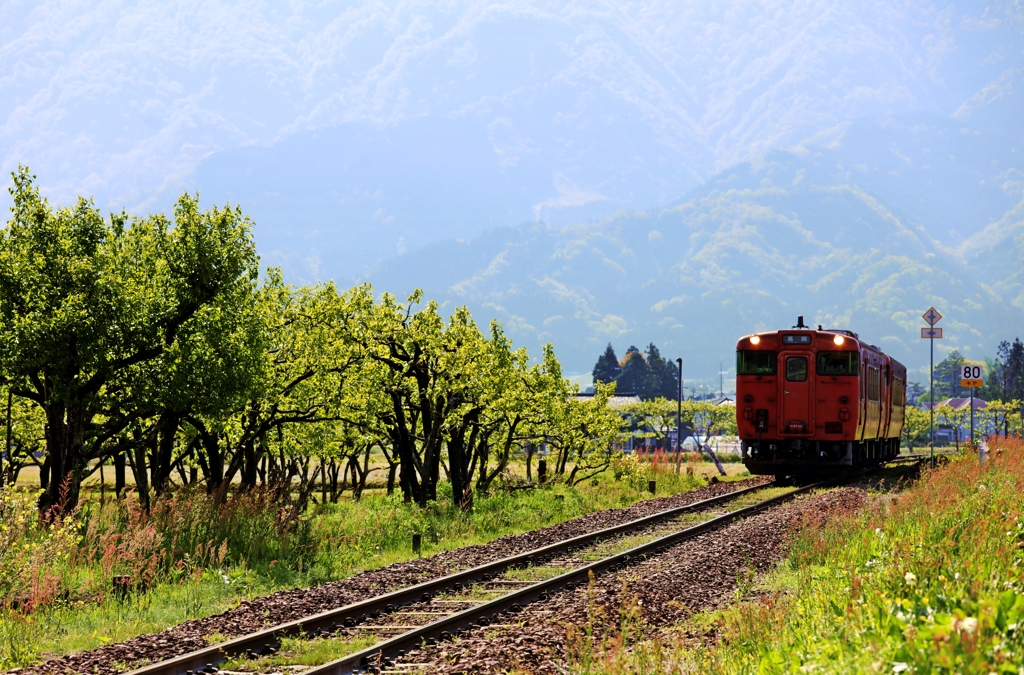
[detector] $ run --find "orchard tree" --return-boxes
[0,168,259,512]
[901,405,931,451]
[0,383,45,487]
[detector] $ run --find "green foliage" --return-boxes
[901,404,931,450]
[619,398,737,449]
[982,338,1024,403]
[690,437,1024,673]
[0,167,260,510]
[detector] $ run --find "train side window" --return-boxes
[893,377,906,407]
[737,350,776,375]
[868,367,880,401]
[817,351,859,375]
[786,356,808,382]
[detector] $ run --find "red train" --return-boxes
[735,317,907,477]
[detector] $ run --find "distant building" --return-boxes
[920,397,988,412]
[575,392,642,408]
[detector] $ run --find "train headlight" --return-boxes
[750,335,761,345]
[833,334,845,345]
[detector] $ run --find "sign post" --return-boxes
[961,364,984,463]
[922,308,942,468]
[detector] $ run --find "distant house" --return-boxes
[575,392,642,408]
[920,397,988,412]
[919,397,988,443]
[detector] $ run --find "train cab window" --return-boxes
[786,356,808,382]
[737,351,776,375]
[817,352,860,376]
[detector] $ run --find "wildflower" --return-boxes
[892,662,910,673]
[958,617,979,634]
[904,572,917,586]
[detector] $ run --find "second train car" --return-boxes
[735,317,907,477]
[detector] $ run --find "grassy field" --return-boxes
[0,453,734,669]
[565,438,1024,674]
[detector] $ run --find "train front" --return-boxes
[735,327,861,477]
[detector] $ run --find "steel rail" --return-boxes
[308,478,833,675]
[124,481,770,675]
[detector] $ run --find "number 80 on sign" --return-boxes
[961,364,983,388]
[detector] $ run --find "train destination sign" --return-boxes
[961,364,983,388]
[922,307,942,326]
[921,327,943,338]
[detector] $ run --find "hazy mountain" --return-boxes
[367,112,1024,382]
[4,0,1022,383]
[3,0,1022,280]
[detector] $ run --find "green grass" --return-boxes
[561,438,1024,674]
[219,633,381,671]
[0,459,713,669]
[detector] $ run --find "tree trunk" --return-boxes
[114,451,126,495]
[41,400,89,514]
[131,430,150,511]
[151,413,179,495]
[38,454,50,493]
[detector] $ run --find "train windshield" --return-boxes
[786,356,808,382]
[736,350,776,375]
[817,351,860,376]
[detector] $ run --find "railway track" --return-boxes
[124,478,834,675]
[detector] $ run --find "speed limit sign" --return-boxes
[961,364,983,388]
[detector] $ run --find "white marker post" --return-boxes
[922,308,943,469]
[961,363,984,463]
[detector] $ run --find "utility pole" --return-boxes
[720,361,724,399]
[676,358,683,464]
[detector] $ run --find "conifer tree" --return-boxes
[592,343,621,384]
[644,343,678,400]
[617,346,647,395]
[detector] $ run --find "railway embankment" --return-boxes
[566,439,1024,674]
[0,463,750,674]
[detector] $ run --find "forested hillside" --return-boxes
[369,128,1024,377]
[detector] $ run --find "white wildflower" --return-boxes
[958,617,979,634]
[892,662,909,673]
[904,572,917,586]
